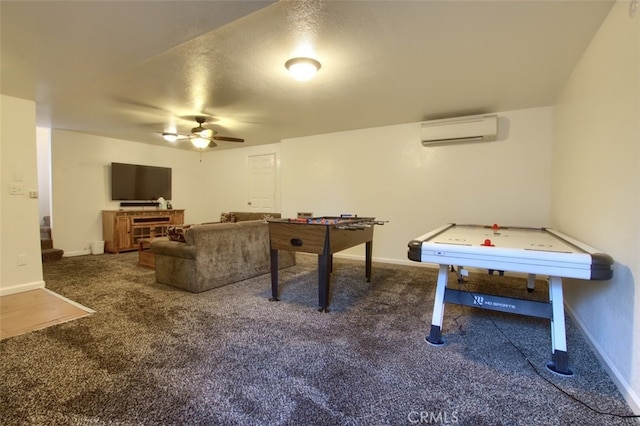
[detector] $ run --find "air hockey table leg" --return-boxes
[426,264,449,346]
[545,276,574,376]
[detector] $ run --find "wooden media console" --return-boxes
[102,209,184,253]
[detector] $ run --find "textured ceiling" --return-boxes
[1,1,614,151]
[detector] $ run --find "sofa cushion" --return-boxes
[220,212,237,223]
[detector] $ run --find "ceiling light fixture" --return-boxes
[162,132,178,143]
[285,57,321,81]
[190,135,210,149]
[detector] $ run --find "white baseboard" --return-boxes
[333,253,434,268]
[565,304,640,415]
[63,249,91,257]
[0,280,46,296]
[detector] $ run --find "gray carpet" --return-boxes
[0,252,636,425]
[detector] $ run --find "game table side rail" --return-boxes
[408,223,613,280]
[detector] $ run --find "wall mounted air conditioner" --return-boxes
[420,114,498,146]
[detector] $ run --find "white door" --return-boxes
[247,153,276,212]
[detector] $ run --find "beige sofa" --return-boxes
[151,218,295,293]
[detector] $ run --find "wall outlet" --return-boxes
[29,190,38,198]
[17,255,27,266]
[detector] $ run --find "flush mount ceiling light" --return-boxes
[285,57,321,81]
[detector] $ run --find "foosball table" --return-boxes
[267,215,386,312]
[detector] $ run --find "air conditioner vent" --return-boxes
[421,114,498,146]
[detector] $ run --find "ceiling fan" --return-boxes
[161,116,244,149]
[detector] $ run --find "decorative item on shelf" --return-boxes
[157,197,167,210]
[166,202,173,209]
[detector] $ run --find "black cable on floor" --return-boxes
[451,270,639,420]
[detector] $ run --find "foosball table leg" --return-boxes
[318,253,331,313]
[269,248,280,302]
[365,240,372,282]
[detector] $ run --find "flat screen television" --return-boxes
[111,162,172,201]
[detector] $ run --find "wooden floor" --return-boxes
[0,289,94,340]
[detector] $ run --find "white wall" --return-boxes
[36,127,51,226]
[49,130,283,256]
[0,95,45,295]
[552,0,640,412]
[281,107,553,263]
[49,107,554,264]
[51,130,211,255]
[202,142,282,215]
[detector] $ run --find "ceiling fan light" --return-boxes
[162,132,178,142]
[190,135,210,149]
[191,125,214,138]
[285,57,321,81]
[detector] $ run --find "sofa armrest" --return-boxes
[151,240,196,260]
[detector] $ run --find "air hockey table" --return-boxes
[408,223,613,375]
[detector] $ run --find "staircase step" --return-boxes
[40,225,52,240]
[42,248,64,262]
[41,239,53,250]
